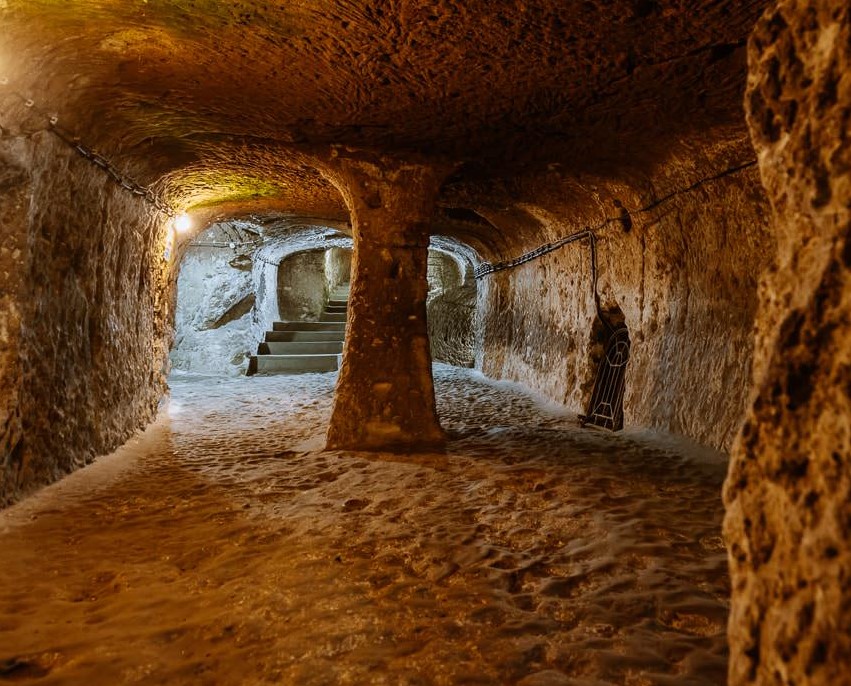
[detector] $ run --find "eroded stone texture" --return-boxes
[0,0,790,493]
[0,129,172,506]
[0,0,778,459]
[323,155,446,451]
[277,250,327,321]
[324,247,352,293]
[171,223,356,376]
[1,0,769,178]
[427,250,476,368]
[724,1,851,683]
[171,224,256,376]
[469,140,774,452]
[0,137,30,501]
[3,1,849,680]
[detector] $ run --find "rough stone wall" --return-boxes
[0,137,31,500]
[277,250,327,321]
[478,252,598,414]
[324,247,352,292]
[171,229,353,377]
[171,224,256,376]
[476,153,774,452]
[427,250,463,293]
[428,283,477,367]
[724,1,851,684]
[427,250,476,367]
[1,130,171,506]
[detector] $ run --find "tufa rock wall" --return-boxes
[324,246,352,292]
[171,224,256,376]
[427,250,476,367]
[171,232,355,377]
[725,1,851,683]
[0,130,172,506]
[474,149,774,452]
[0,136,31,502]
[277,250,328,321]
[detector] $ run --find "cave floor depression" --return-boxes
[0,365,730,685]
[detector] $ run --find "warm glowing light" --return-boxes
[173,213,192,234]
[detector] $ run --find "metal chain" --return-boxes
[473,159,756,280]
[187,240,263,249]
[475,227,612,332]
[474,224,613,280]
[0,77,176,218]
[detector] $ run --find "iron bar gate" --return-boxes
[580,327,631,431]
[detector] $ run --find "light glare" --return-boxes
[174,213,192,234]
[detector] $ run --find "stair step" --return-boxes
[273,321,346,332]
[248,354,340,375]
[247,284,350,376]
[259,341,343,355]
[266,331,345,343]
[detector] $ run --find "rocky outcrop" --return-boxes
[724,1,851,683]
[0,130,172,506]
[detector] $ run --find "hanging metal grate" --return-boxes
[580,327,630,431]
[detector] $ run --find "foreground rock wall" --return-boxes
[0,129,172,506]
[725,1,851,683]
[0,136,31,503]
[474,142,774,452]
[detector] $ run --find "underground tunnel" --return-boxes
[0,0,849,684]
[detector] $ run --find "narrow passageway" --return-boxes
[0,367,728,685]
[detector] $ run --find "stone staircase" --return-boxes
[247,285,349,375]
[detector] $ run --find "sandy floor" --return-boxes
[0,365,730,685]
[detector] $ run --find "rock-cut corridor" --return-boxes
[1,0,850,684]
[1,367,729,685]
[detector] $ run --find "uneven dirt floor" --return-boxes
[0,365,729,685]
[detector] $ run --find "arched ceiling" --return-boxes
[0,0,768,225]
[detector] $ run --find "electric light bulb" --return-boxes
[173,213,192,234]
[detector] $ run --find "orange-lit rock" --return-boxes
[0,0,849,681]
[322,154,447,451]
[725,0,851,683]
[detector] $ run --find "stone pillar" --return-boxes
[322,154,447,452]
[725,1,851,684]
